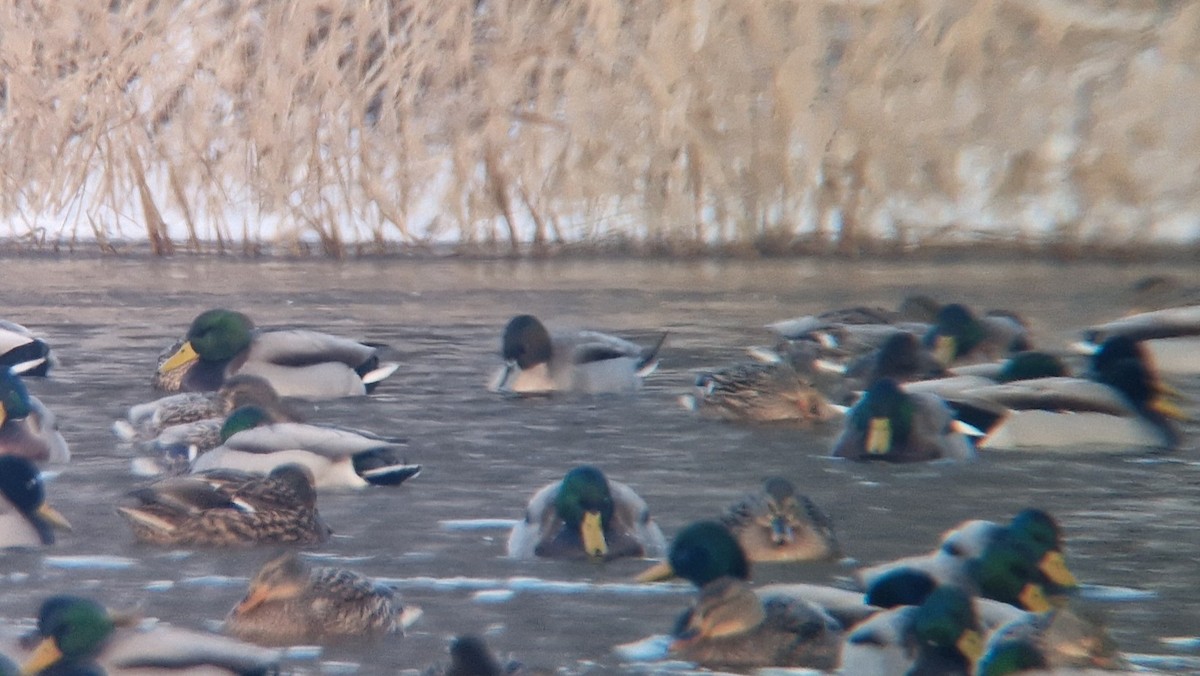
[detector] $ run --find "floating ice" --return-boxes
[1077,584,1157,602]
[439,518,519,530]
[43,555,137,570]
[472,589,515,603]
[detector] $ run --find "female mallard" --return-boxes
[489,315,665,394]
[680,362,839,423]
[225,551,420,645]
[634,522,847,670]
[115,374,294,443]
[189,406,420,489]
[157,309,400,399]
[922,336,1185,451]
[507,465,666,561]
[0,319,55,377]
[832,378,975,462]
[0,368,70,464]
[0,456,72,547]
[668,576,842,670]
[16,595,281,675]
[719,477,839,562]
[117,463,331,546]
[839,585,985,675]
[1078,303,1200,375]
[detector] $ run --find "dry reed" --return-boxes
[0,0,1197,256]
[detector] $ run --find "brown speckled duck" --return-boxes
[225,551,419,645]
[720,477,839,563]
[116,463,330,546]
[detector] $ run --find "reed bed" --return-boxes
[0,0,1197,256]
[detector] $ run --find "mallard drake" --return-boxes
[188,406,420,489]
[921,336,1185,451]
[668,576,842,670]
[115,374,294,443]
[422,635,528,676]
[224,551,419,645]
[636,520,750,586]
[1077,304,1200,375]
[680,361,839,423]
[0,320,55,377]
[117,463,331,546]
[719,477,838,562]
[921,303,1032,368]
[156,309,400,399]
[832,378,975,462]
[0,368,70,464]
[489,314,665,394]
[16,595,282,675]
[839,585,984,675]
[859,510,1077,602]
[976,607,1126,676]
[0,456,71,547]
[507,465,666,561]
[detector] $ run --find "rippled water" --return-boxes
[2,256,1199,674]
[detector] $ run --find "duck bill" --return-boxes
[866,417,892,455]
[770,516,794,546]
[159,341,200,374]
[581,511,607,558]
[233,587,271,615]
[956,628,984,666]
[1149,394,1189,422]
[933,335,957,366]
[1018,582,1052,612]
[21,637,63,676]
[1039,551,1078,588]
[37,504,73,532]
[635,560,676,583]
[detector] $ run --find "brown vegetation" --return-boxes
[0,0,1197,256]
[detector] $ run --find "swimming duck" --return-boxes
[839,585,984,675]
[115,374,295,443]
[156,309,400,399]
[225,551,420,645]
[832,378,975,462]
[189,406,420,489]
[507,465,666,561]
[117,463,331,546]
[16,595,282,675]
[422,635,528,676]
[766,295,942,342]
[680,361,840,423]
[0,456,72,547]
[0,368,70,464]
[0,320,56,377]
[719,477,839,562]
[668,576,843,670]
[1077,303,1200,375]
[859,510,1077,610]
[922,336,1185,451]
[489,314,665,394]
[976,606,1126,676]
[922,303,1032,368]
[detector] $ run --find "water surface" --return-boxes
[2,257,1199,674]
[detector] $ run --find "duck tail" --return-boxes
[360,362,401,393]
[636,332,668,377]
[352,448,421,486]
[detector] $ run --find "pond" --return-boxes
[2,256,1198,674]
